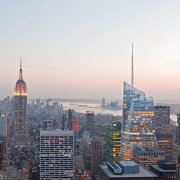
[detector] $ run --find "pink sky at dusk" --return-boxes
[1,0,180,100]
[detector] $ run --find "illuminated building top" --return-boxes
[14,61,27,96]
[121,82,156,161]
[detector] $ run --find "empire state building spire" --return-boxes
[19,58,23,80]
[14,61,29,145]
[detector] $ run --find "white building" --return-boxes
[40,129,74,179]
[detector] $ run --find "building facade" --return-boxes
[156,133,174,161]
[133,147,165,169]
[0,113,8,170]
[14,63,29,145]
[154,106,170,134]
[106,122,121,163]
[121,82,156,161]
[68,109,73,130]
[86,111,94,134]
[150,161,176,180]
[154,106,173,161]
[0,113,7,142]
[122,82,145,131]
[40,129,74,179]
[91,137,101,176]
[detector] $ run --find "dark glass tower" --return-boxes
[14,62,29,145]
[68,109,72,130]
[106,122,121,163]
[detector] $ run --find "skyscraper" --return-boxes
[122,82,145,131]
[86,111,94,134]
[173,114,180,165]
[0,113,8,169]
[121,82,156,161]
[40,129,74,180]
[62,114,67,130]
[106,122,121,163]
[68,109,73,130]
[154,106,173,161]
[0,113,7,141]
[133,147,165,169]
[102,98,106,108]
[14,62,29,145]
[91,137,101,176]
[154,106,170,134]
[0,142,6,170]
[176,114,180,146]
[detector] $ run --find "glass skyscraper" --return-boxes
[121,82,156,161]
[122,82,145,131]
[106,122,121,163]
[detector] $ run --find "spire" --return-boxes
[19,57,23,80]
[131,43,134,86]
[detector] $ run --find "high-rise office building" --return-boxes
[40,129,74,180]
[176,114,180,145]
[154,106,170,134]
[14,62,29,145]
[173,114,180,170]
[154,106,173,161]
[121,82,156,161]
[62,114,67,130]
[68,109,73,130]
[122,82,145,131]
[72,120,80,140]
[156,134,173,161]
[0,142,6,170]
[133,147,165,169]
[46,99,53,108]
[91,137,101,176]
[106,122,121,163]
[86,111,94,133]
[0,113,8,169]
[176,154,180,180]
[102,98,106,108]
[150,161,176,180]
[0,113,7,141]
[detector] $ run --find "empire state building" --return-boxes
[14,62,29,145]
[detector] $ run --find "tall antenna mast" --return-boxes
[20,57,22,70]
[131,43,134,86]
[19,57,23,80]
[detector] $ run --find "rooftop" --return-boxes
[151,165,176,173]
[40,129,74,136]
[119,161,137,167]
[100,163,158,178]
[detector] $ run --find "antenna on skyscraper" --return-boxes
[20,57,22,70]
[19,57,23,80]
[131,43,134,86]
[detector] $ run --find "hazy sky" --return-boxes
[1,0,180,100]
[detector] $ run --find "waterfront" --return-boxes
[61,101,177,122]
[61,101,122,116]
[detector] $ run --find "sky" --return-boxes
[1,0,180,100]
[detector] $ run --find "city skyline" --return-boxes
[1,0,180,99]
